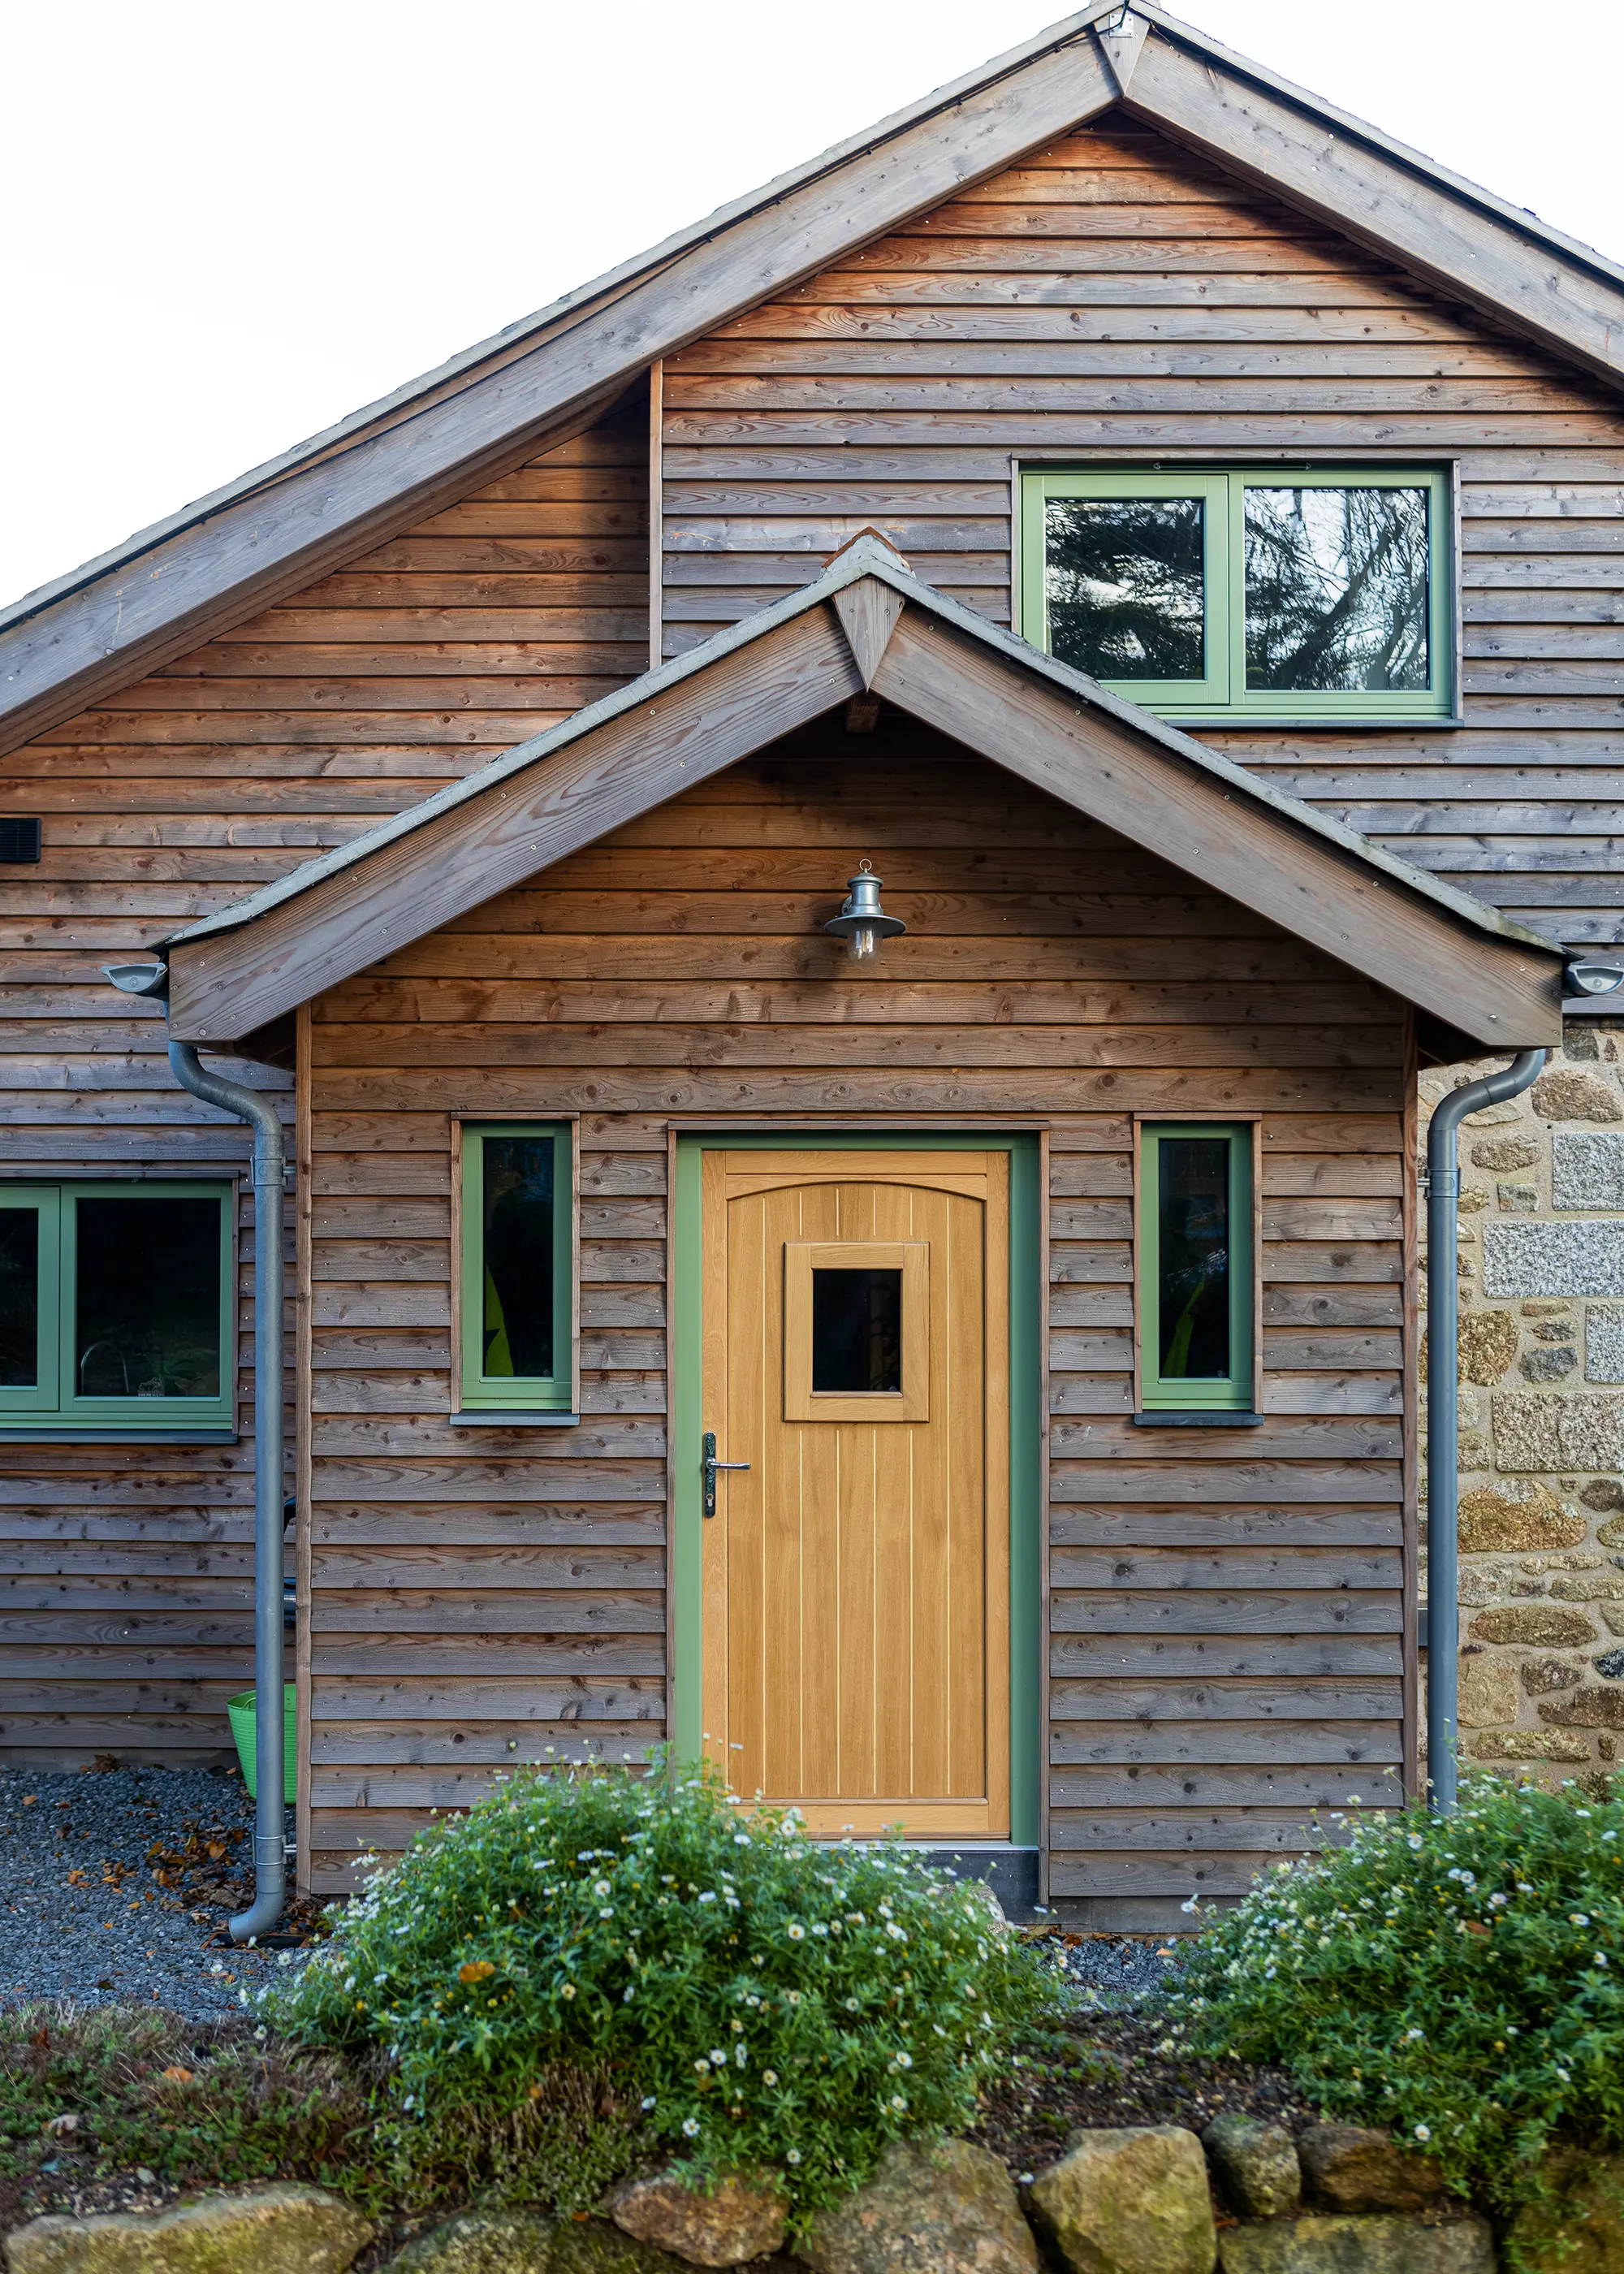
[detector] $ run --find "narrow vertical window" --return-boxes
[459,1124,576,1413]
[1138,1125,1255,1412]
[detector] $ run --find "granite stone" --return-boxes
[1531,1068,1623,1122]
[1587,1303,1624,1384]
[1554,1133,1624,1209]
[1471,1134,1542,1172]
[1523,1657,1584,1694]
[1492,1392,1624,1472]
[1458,1484,1585,1552]
[1471,1730,1591,1761]
[1458,1654,1520,1726]
[1470,1604,1600,1647]
[1522,1346,1579,1380]
[1484,1221,1624,1299]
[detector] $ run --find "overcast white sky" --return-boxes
[2,0,1619,612]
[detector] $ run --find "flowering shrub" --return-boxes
[1173,1775,1624,2214]
[269,1753,1045,2214]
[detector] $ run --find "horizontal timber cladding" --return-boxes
[0,404,650,1767]
[301,715,1409,1916]
[659,115,1624,947]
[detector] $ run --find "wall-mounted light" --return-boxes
[825,861,906,963]
[1566,959,1624,998]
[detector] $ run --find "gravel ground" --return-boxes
[1043,1930,1190,2008]
[0,1764,1186,2022]
[0,1767,313,2021]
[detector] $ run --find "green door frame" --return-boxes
[670,1131,1041,1848]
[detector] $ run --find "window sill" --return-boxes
[0,1427,239,1444]
[449,1409,581,1428]
[1134,1411,1265,1428]
[1149,715,1462,733]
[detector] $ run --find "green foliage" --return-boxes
[270,1752,1047,2216]
[0,2003,384,2209]
[1173,1775,1624,2214]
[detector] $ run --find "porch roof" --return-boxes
[160,534,1565,1053]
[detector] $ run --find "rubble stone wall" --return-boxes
[1422,1019,1624,1782]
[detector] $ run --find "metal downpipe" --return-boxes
[1426,1048,1547,1814]
[166,1037,287,1939]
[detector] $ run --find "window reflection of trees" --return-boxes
[1245,487,1428,692]
[1043,497,1206,680]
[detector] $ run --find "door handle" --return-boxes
[702,1429,749,1518]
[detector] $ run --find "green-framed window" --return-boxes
[0,1182,234,1431]
[1138,1125,1255,1412]
[1019,467,1453,722]
[457,1123,576,1414]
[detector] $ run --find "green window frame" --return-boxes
[0,1181,235,1433]
[1019,465,1453,723]
[1137,1124,1255,1414]
[457,1122,577,1416]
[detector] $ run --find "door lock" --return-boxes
[702,1429,749,1518]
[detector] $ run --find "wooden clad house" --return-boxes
[6,1,1623,1926]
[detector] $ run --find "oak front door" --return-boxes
[701,1149,1009,1837]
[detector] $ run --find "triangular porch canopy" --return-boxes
[159,536,1563,1052]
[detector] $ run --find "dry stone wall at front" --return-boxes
[1422,1020,1624,1780]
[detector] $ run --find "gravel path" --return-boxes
[0,1767,310,2021]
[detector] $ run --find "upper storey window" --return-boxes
[1019,468,1453,723]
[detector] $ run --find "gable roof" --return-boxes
[7,2,1624,764]
[159,534,1564,1052]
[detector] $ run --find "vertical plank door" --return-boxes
[701,1149,1009,1836]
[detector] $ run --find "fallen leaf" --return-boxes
[28,2026,48,2050]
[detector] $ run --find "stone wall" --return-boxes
[1422,1018,1624,1781]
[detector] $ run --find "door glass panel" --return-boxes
[1043,495,1206,680]
[1245,485,1429,691]
[481,1135,555,1379]
[75,1197,220,1398]
[0,1208,39,1386]
[811,1267,903,1394]
[1156,1139,1231,1381]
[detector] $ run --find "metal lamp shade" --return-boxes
[824,864,907,962]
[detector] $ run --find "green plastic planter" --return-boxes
[227,1684,296,1801]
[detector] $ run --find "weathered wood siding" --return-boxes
[659,117,1624,945]
[0,404,648,1764]
[303,719,1407,1922]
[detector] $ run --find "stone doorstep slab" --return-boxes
[1216,2211,1496,2272]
